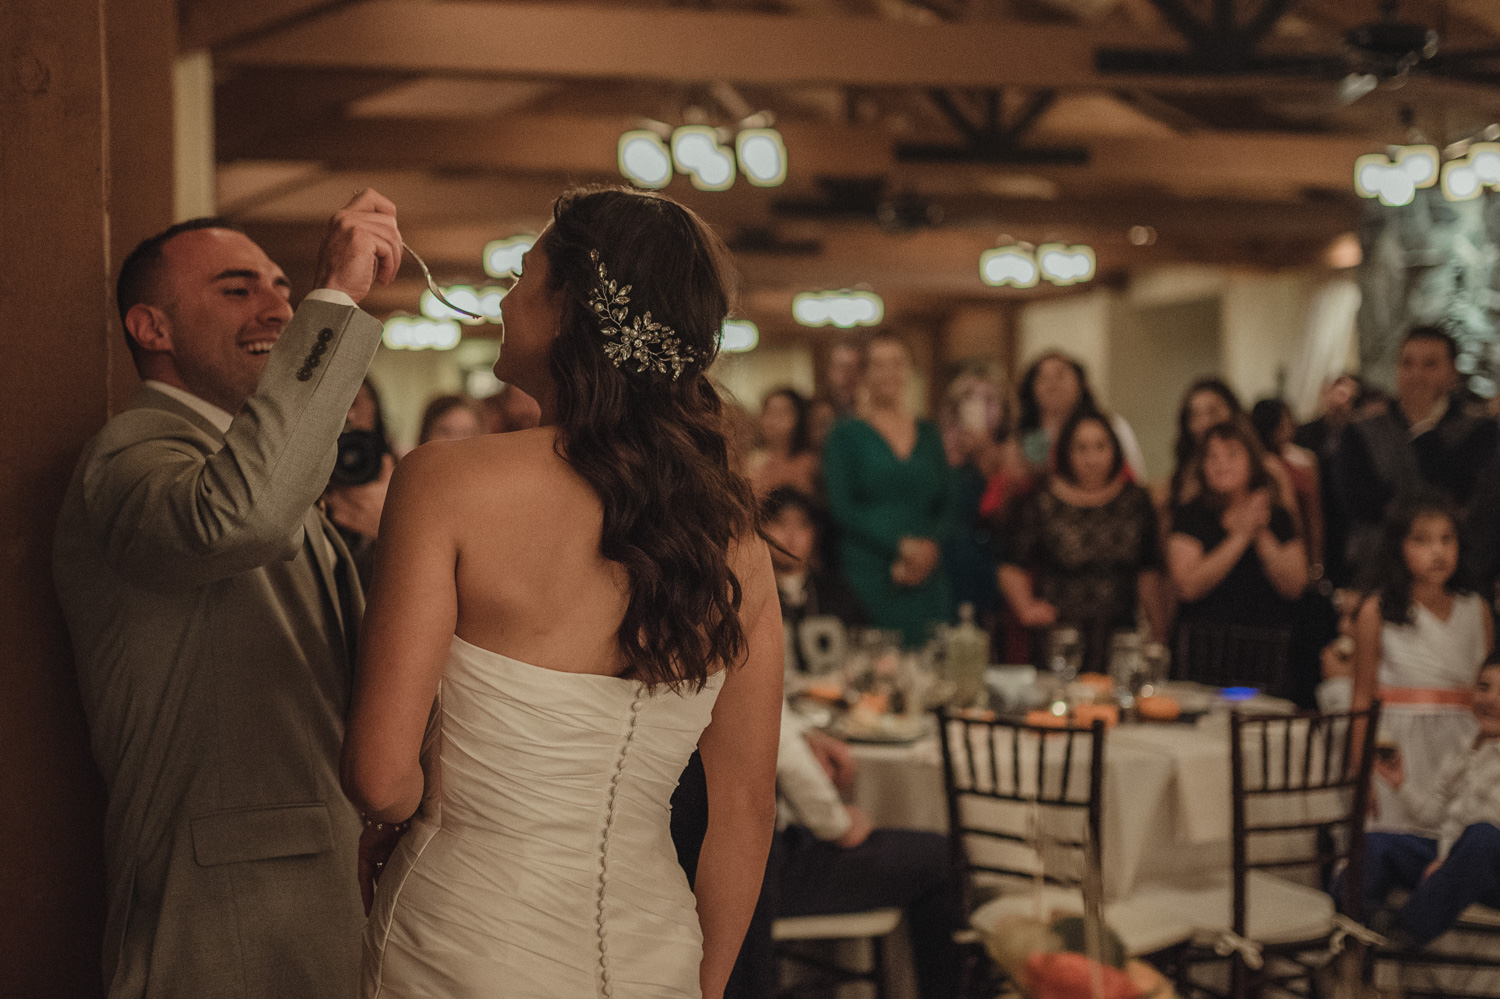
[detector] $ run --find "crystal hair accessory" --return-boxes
[587,250,694,380]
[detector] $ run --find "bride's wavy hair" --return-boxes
[542,187,760,692]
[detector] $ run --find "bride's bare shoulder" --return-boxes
[399,428,566,486]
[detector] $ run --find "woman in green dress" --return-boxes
[823,334,957,646]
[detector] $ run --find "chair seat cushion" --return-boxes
[1132,871,1336,946]
[772,908,903,941]
[1458,904,1500,929]
[968,885,1196,957]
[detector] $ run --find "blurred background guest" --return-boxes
[823,337,865,418]
[809,338,866,451]
[997,407,1167,675]
[1166,377,1243,511]
[1295,374,1362,588]
[1166,378,1299,531]
[417,393,487,445]
[1353,493,1490,842]
[480,382,542,435]
[939,366,1013,632]
[1295,373,1362,457]
[746,387,820,497]
[1363,659,1500,948]
[824,333,956,647]
[1012,351,1146,480]
[754,703,960,999]
[762,487,866,672]
[1168,419,1307,692]
[1254,396,1337,707]
[1252,397,1324,574]
[321,377,395,589]
[1337,327,1499,577]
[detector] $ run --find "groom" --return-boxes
[53,190,400,998]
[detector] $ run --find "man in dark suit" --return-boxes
[53,190,401,998]
[1335,327,1498,580]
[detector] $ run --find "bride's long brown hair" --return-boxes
[542,187,760,692]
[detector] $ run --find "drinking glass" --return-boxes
[1046,626,1083,682]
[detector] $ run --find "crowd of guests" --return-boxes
[340,322,1500,954]
[733,324,1500,948]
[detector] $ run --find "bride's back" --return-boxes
[423,424,633,676]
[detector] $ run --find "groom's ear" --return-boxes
[124,303,174,355]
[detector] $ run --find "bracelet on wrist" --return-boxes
[361,813,412,834]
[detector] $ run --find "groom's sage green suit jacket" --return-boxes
[53,298,384,998]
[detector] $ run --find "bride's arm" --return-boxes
[695,540,783,999]
[341,445,459,823]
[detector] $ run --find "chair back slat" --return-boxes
[1228,702,1383,934]
[937,710,1107,917]
[1175,622,1292,697]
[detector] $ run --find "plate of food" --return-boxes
[828,706,935,744]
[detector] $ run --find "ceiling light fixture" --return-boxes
[1037,243,1097,286]
[1353,144,1439,206]
[979,243,1095,288]
[619,122,789,191]
[792,289,884,328]
[735,128,787,187]
[720,319,760,353]
[979,246,1039,288]
[383,316,462,351]
[1439,142,1500,201]
[483,236,534,278]
[618,129,674,189]
[670,126,736,191]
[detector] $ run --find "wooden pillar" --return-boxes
[0,0,174,994]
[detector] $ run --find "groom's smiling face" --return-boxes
[132,228,295,414]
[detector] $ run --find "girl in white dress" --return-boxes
[1353,492,1492,835]
[340,188,783,999]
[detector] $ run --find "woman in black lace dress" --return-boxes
[997,408,1169,674]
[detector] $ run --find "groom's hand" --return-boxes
[315,188,402,304]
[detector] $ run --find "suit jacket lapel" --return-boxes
[303,507,346,638]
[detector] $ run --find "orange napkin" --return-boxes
[1136,695,1181,721]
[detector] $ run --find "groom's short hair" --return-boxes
[116,217,240,358]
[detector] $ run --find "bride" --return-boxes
[341,188,782,999]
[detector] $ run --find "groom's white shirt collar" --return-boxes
[141,288,359,437]
[143,380,234,434]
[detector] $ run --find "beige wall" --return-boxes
[1220,271,1316,406]
[1111,297,1223,481]
[711,344,817,412]
[1016,289,1116,402]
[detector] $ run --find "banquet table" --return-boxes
[840,708,1500,998]
[844,711,1283,900]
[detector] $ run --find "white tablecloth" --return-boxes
[847,717,1247,900]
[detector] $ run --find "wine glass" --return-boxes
[1047,626,1083,682]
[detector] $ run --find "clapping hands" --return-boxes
[892,537,941,587]
[1223,488,1273,540]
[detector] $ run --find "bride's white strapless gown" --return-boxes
[362,635,725,998]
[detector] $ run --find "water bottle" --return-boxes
[944,602,990,707]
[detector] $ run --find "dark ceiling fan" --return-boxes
[1095,0,1500,100]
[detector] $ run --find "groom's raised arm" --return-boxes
[81,191,401,588]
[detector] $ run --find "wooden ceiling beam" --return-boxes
[218,114,895,179]
[219,0,1195,89]
[180,0,359,51]
[215,124,1383,218]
